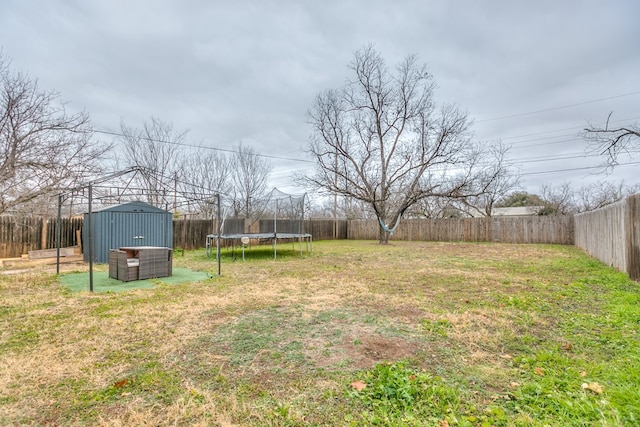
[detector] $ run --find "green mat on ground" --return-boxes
[58,267,212,293]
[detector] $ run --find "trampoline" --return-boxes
[206,188,313,260]
[205,232,312,260]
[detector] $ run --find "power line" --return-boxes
[508,137,583,150]
[94,109,640,165]
[512,148,640,164]
[92,108,638,183]
[476,90,640,123]
[499,116,640,140]
[516,153,593,165]
[520,161,640,177]
[94,129,313,164]
[508,134,579,146]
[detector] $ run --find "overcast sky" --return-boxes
[1,0,639,196]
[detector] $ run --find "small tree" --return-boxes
[0,52,108,215]
[306,46,501,243]
[496,192,546,208]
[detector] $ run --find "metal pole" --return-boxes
[56,194,62,275]
[173,171,178,214]
[300,194,305,256]
[216,193,221,276]
[274,199,277,260]
[88,184,94,292]
[333,151,338,239]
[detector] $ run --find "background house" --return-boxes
[492,206,542,216]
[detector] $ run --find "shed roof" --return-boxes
[88,201,170,214]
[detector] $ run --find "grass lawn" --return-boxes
[1,240,638,426]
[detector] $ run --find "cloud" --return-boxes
[1,0,638,193]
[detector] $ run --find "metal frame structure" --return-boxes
[55,166,221,292]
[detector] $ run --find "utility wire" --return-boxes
[92,89,640,182]
[94,107,640,165]
[499,116,640,140]
[508,138,584,150]
[476,91,640,123]
[94,129,313,163]
[520,161,640,176]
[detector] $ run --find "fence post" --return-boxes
[41,219,47,250]
[625,195,640,281]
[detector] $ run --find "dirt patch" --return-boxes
[385,304,426,323]
[308,331,420,370]
[342,335,418,369]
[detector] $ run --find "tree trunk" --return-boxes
[378,225,389,244]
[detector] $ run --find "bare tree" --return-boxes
[305,46,498,243]
[454,142,522,217]
[584,112,640,165]
[118,117,187,208]
[538,180,638,215]
[0,51,108,215]
[338,196,376,220]
[575,180,639,213]
[229,142,272,219]
[410,196,452,218]
[539,182,575,215]
[179,148,231,218]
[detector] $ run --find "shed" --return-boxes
[83,201,173,263]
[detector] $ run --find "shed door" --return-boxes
[111,212,169,248]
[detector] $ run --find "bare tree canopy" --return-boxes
[305,46,506,242]
[541,180,639,215]
[118,117,187,208]
[0,52,108,215]
[179,149,231,218]
[229,142,272,219]
[584,112,640,165]
[453,142,522,217]
[497,181,639,216]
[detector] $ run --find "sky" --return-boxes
[1,0,639,197]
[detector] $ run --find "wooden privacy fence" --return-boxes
[4,206,640,282]
[0,217,346,257]
[347,216,575,245]
[173,219,216,250]
[0,217,82,258]
[0,215,575,258]
[172,218,343,249]
[574,194,640,281]
[174,216,574,246]
[0,217,43,258]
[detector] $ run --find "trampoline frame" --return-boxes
[205,232,313,260]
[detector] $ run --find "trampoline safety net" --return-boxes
[206,188,312,259]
